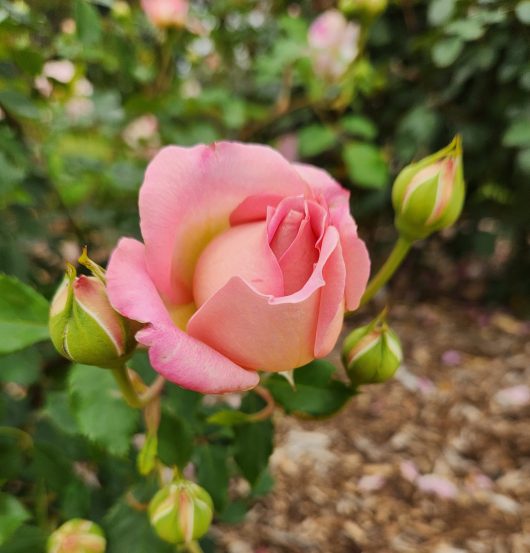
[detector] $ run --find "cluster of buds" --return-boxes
[342,310,402,386]
[47,519,106,553]
[49,249,137,369]
[392,136,465,241]
[149,479,213,544]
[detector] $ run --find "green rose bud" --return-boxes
[342,311,402,386]
[47,519,106,553]
[49,254,137,369]
[340,0,388,17]
[392,136,465,241]
[148,480,213,545]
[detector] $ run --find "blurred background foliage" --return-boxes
[1,1,530,551]
[1,0,529,310]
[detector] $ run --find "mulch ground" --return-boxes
[216,299,530,553]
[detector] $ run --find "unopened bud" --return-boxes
[141,0,188,29]
[340,0,388,17]
[47,519,106,553]
[49,252,137,369]
[392,136,465,241]
[148,480,213,544]
[342,312,402,386]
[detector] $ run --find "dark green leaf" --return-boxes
[0,91,39,120]
[234,393,273,486]
[195,444,229,511]
[74,0,102,46]
[0,348,40,386]
[0,275,49,354]
[157,410,193,469]
[68,365,139,456]
[266,360,354,418]
[0,525,46,553]
[503,120,530,148]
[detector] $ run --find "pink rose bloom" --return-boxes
[107,142,370,394]
[308,10,361,81]
[141,0,188,28]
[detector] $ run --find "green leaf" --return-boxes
[195,444,229,511]
[105,500,173,553]
[43,391,78,435]
[0,348,40,386]
[0,275,49,354]
[516,1,530,24]
[428,0,456,26]
[74,0,102,46]
[0,91,39,120]
[342,142,389,189]
[445,19,485,41]
[68,364,139,456]
[432,37,464,68]
[234,393,273,486]
[0,525,46,553]
[266,360,354,418]
[503,120,530,147]
[516,148,530,174]
[157,410,193,469]
[206,410,254,426]
[341,115,377,140]
[298,125,337,158]
[0,494,30,546]
[137,433,158,476]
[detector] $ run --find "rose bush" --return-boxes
[107,142,370,393]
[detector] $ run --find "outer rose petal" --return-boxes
[187,227,343,371]
[294,163,370,310]
[106,237,259,393]
[140,142,310,304]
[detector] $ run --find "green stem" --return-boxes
[185,542,204,553]
[356,236,413,310]
[111,365,143,408]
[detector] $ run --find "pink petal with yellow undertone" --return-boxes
[187,227,343,372]
[139,142,310,305]
[229,193,284,226]
[192,221,284,307]
[106,237,259,393]
[294,163,370,311]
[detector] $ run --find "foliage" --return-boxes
[0,0,529,550]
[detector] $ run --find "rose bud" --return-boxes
[49,263,137,369]
[141,0,188,28]
[340,0,388,17]
[47,519,106,553]
[342,312,402,386]
[392,136,465,241]
[308,10,361,81]
[148,480,213,544]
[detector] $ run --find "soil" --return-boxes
[216,299,530,553]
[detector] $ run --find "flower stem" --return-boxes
[111,365,144,408]
[356,236,413,311]
[249,385,276,422]
[186,541,204,553]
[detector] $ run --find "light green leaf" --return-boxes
[68,364,139,456]
[266,359,354,418]
[0,493,30,546]
[0,275,49,354]
[206,410,254,426]
[341,115,378,140]
[516,148,530,174]
[503,120,530,147]
[428,0,456,26]
[298,125,337,158]
[342,142,389,189]
[445,19,485,41]
[516,1,530,24]
[432,37,464,68]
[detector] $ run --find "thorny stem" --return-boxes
[111,366,165,409]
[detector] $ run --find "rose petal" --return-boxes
[295,163,370,310]
[107,237,259,393]
[140,142,310,304]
